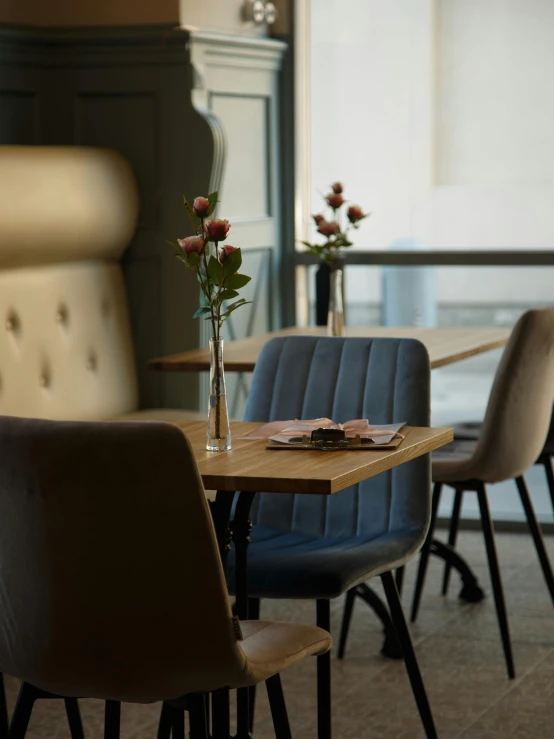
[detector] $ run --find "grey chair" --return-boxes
[0,416,331,739]
[411,308,554,680]
[228,335,437,739]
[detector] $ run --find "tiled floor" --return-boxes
[4,529,554,739]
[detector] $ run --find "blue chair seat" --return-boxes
[228,524,421,599]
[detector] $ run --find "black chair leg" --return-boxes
[157,703,174,739]
[64,699,84,739]
[381,571,438,739]
[0,674,9,739]
[338,588,356,659]
[247,597,260,733]
[211,688,230,739]
[266,674,292,739]
[316,599,331,739]
[516,475,554,603]
[8,682,36,739]
[441,488,463,596]
[541,455,554,518]
[188,695,208,739]
[411,482,443,623]
[476,483,515,679]
[104,701,121,739]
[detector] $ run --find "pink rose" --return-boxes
[313,213,325,226]
[193,196,210,218]
[317,220,340,237]
[220,245,238,260]
[331,182,343,194]
[326,193,344,209]
[347,205,365,223]
[205,218,231,242]
[177,235,205,254]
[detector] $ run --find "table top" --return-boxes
[150,326,510,373]
[177,420,453,495]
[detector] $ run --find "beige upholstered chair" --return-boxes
[411,308,554,679]
[0,416,331,739]
[0,145,200,423]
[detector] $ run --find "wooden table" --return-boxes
[178,420,453,495]
[149,326,510,373]
[178,420,452,739]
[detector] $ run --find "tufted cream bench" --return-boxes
[0,145,202,423]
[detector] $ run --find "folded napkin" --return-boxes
[241,419,406,445]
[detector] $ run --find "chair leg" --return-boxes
[316,599,331,739]
[8,683,36,739]
[266,674,292,739]
[441,488,463,596]
[338,588,356,659]
[188,695,208,739]
[542,455,554,519]
[411,482,443,623]
[0,674,9,739]
[381,571,438,739]
[171,708,185,739]
[211,689,230,739]
[157,703,174,739]
[516,475,554,603]
[247,598,260,734]
[64,699,84,739]
[476,483,515,679]
[104,701,121,739]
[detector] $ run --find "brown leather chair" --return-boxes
[0,416,331,739]
[410,308,554,680]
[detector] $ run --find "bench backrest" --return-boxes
[0,146,139,420]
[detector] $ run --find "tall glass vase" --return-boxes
[327,258,345,336]
[206,338,231,451]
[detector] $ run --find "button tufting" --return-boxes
[86,354,97,371]
[56,305,68,325]
[6,318,13,331]
[6,311,20,334]
[39,375,48,388]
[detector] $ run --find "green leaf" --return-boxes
[224,273,251,289]
[222,247,242,276]
[193,306,212,319]
[187,251,200,266]
[220,289,239,301]
[221,300,252,321]
[207,255,224,284]
[207,191,219,216]
[182,195,197,223]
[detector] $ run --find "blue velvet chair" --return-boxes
[229,335,437,739]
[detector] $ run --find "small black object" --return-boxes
[311,428,345,443]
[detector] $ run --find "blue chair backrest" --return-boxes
[244,336,431,541]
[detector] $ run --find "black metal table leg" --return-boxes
[232,491,257,739]
[430,540,486,603]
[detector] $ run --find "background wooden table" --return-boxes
[150,326,510,373]
[177,420,453,494]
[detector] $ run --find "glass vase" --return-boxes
[206,338,232,451]
[327,258,345,336]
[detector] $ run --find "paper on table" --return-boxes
[241,419,406,445]
[240,418,335,440]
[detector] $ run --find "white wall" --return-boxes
[309,0,554,307]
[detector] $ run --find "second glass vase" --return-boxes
[206,337,231,451]
[327,258,345,336]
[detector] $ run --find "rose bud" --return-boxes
[177,235,206,254]
[205,218,231,242]
[347,205,365,223]
[192,196,211,218]
[331,182,343,194]
[317,219,340,237]
[326,192,344,209]
[313,213,325,226]
[220,245,238,260]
